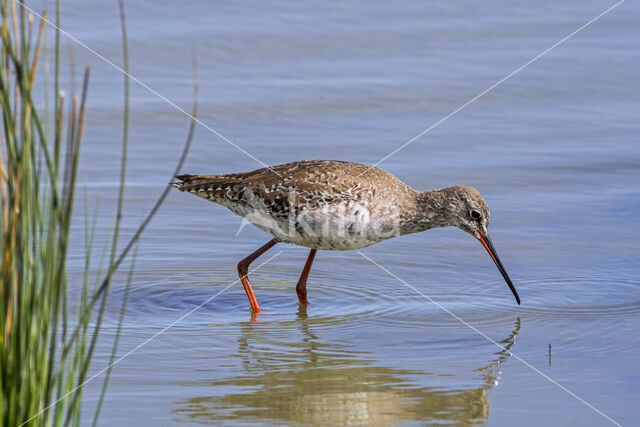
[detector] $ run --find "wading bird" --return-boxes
[171,160,520,313]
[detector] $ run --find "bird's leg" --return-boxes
[237,239,278,313]
[296,249,317,305]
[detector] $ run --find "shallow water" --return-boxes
[31,0,640,425]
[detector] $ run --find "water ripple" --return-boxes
[104,270,638,336]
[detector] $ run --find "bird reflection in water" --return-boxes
[174,313,521,426]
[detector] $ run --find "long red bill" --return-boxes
[477,232,521,305]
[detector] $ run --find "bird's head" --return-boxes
[440,185,521,305]
[442,185,491,237]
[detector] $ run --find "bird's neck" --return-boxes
[400,189,455,235]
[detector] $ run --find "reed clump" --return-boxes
[0,1,114,425]
[0,0,181,424]
[1,0,196,423]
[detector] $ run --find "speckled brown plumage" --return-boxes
[171,160,489,251]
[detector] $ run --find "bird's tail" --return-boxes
[169,174,224,191]
[169,174,201,191]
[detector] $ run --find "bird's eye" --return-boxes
[470,210,482,220]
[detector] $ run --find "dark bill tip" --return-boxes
[477,232,521,305]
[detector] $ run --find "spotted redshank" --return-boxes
[171,160,520,313]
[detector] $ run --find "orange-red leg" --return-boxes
[296,249,316,305]
[237,239,278,313]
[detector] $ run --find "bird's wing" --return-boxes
[171,160,411,217]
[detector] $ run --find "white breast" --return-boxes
[197,192,402,251]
